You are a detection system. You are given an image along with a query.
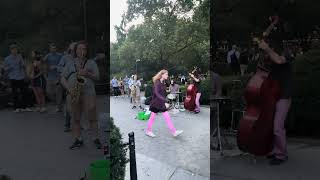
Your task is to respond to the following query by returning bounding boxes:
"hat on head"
[9,43,18,50]
[49,43,57,48]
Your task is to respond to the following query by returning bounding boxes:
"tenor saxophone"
[71,72,86,104]
[130,84,137,96]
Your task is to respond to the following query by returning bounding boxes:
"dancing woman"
[145,70,183,137]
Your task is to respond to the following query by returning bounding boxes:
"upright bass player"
[237,16,293,165]
[257,16,294,165]
[259,34,293,165]
[189,67,202,113]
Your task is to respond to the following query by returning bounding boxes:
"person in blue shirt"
[4,43,32,112]
[128,75,134,102]
[43,43,63,112]
[57,42,76,132]
[111,77,119,96]
[123,75,129,96]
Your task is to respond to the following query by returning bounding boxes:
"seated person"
[167,79,180,102]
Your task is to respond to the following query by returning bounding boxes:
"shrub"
[288,48,320,137]
[0,175,11,180]
[110,117,128,180]
[144,81,153,97]
[199,78,210,105]
[213,62,232,76]
[179,84,186,91]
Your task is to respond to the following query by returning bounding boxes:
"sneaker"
[23,108,33,112]
[266,154,275,159]
[139,105,144,110]
[269,157,287,165]
[35,107,41,112]
[64,127,71,132]
[93,139,102,149]
[145,131,156,137]
[40,107,47,113]
[69,138,84,150]
[132,106,137,109]
[13,108,22,113]
[173,130,183,137]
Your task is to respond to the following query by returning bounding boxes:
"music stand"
[211,97,257,161]
[211,96,232,156]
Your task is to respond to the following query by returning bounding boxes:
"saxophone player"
[60,41,102,150]
[130,74,142,109]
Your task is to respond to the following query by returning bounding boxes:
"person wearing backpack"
[240,47,249,76]
[227,45,241,75]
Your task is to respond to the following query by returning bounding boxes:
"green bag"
[137,111,151,120]
[89,159,110,180]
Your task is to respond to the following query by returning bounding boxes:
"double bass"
[184,67,198,111]
[237,16,281,156]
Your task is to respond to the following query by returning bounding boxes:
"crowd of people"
[214,27,320,76]
[0,41,103,150]
[111,74,143,109]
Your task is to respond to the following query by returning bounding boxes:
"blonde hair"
[152,69,168,83]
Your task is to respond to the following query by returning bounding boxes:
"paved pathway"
[0,96,108,180]
[110,96,210,179]
[211,137,320,180]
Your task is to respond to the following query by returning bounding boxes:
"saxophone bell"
[77,76,86,84]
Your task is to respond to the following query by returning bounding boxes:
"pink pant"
[146,111,176,134]
[272,98,291,160]
[194,93,201,112]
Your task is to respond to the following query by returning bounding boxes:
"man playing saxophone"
[60,41,102,150]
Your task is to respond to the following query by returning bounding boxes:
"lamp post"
[135,59,141,75]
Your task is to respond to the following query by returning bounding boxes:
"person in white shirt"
[130,74,142,109]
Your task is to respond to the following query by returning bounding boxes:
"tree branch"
[167,40,202,59]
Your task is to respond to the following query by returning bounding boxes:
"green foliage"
[145,83,153,97]
[126,0,199,21]
[0,175,11,180]
[288,48,320,137]
[199,78,210,105]
[180,85,187,95]
[111,0,209,81]
[110,117,128,180]
[214,0,320,42]
[221,75,248,109]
